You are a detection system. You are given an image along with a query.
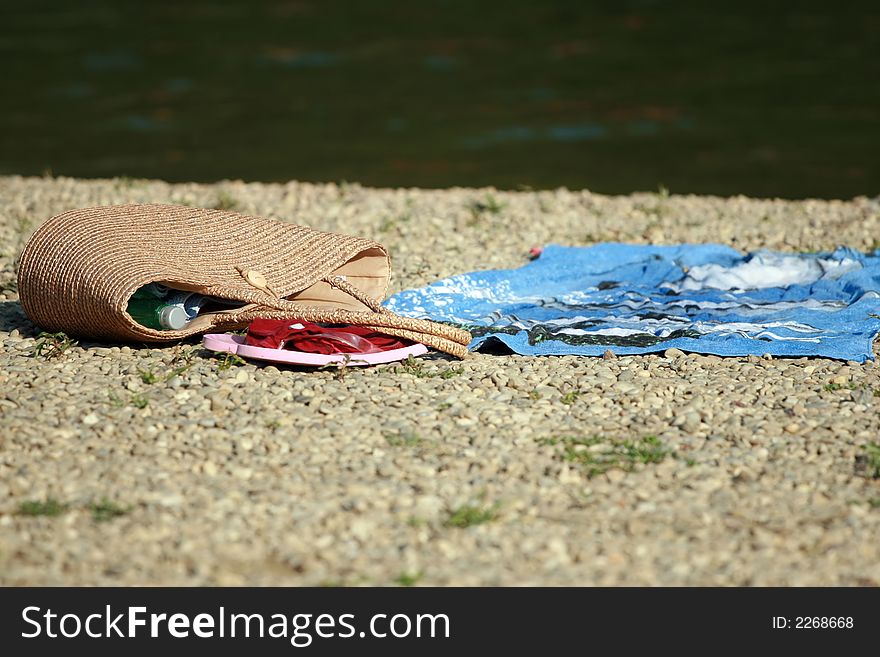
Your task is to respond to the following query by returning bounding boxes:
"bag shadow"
[0,300,39,337]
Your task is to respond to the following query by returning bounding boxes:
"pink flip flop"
[202,333,428,366]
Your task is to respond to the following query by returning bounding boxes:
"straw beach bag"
[17,204,471,358]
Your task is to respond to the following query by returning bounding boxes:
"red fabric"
[245,319,413,354]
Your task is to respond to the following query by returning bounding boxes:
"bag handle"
[323,274,390,314]
[205,271,472,358]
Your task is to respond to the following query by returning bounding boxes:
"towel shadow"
[472,336,514,355]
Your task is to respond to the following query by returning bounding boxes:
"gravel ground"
[1,175,880,586]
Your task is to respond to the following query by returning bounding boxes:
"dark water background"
[2,0,878,198]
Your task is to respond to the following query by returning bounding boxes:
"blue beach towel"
[385,244,880,361]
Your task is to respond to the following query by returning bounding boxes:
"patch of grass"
[657,184,670,198]
[541,435,670,478]
[172,345,200,363]
[33,331,77,360]
[164,362,194,381]
[139,368,159,384]
[161,346,197,381]
[684,457,697,467]
[89,498,129,522]
[107,391,149,409]
[394,571,422,587]
[213,190,240,211]
[215,352,246,370]
[436,402,452,411]
[392,355,430,377]
[823,382,857,392]
[868,497,880,509]
[469,194,504,215]
[444,503,499,529]
[438,366,464,379]
[392,355,462,379]
[560,391,581,405]
[18,498,67,517]
[528,389,542,400]
[466,194,505,225]
[130,393,149,409]
[406,516,428,528]
[317,354,369,380]
[855,442,880,479]
[385,432,425,448]
[265,418,281,430]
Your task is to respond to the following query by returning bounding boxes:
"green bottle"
[127,284,190,330]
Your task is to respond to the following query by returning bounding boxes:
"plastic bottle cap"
[158,306,189,330]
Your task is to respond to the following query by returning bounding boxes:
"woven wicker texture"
[17,204,471,358]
